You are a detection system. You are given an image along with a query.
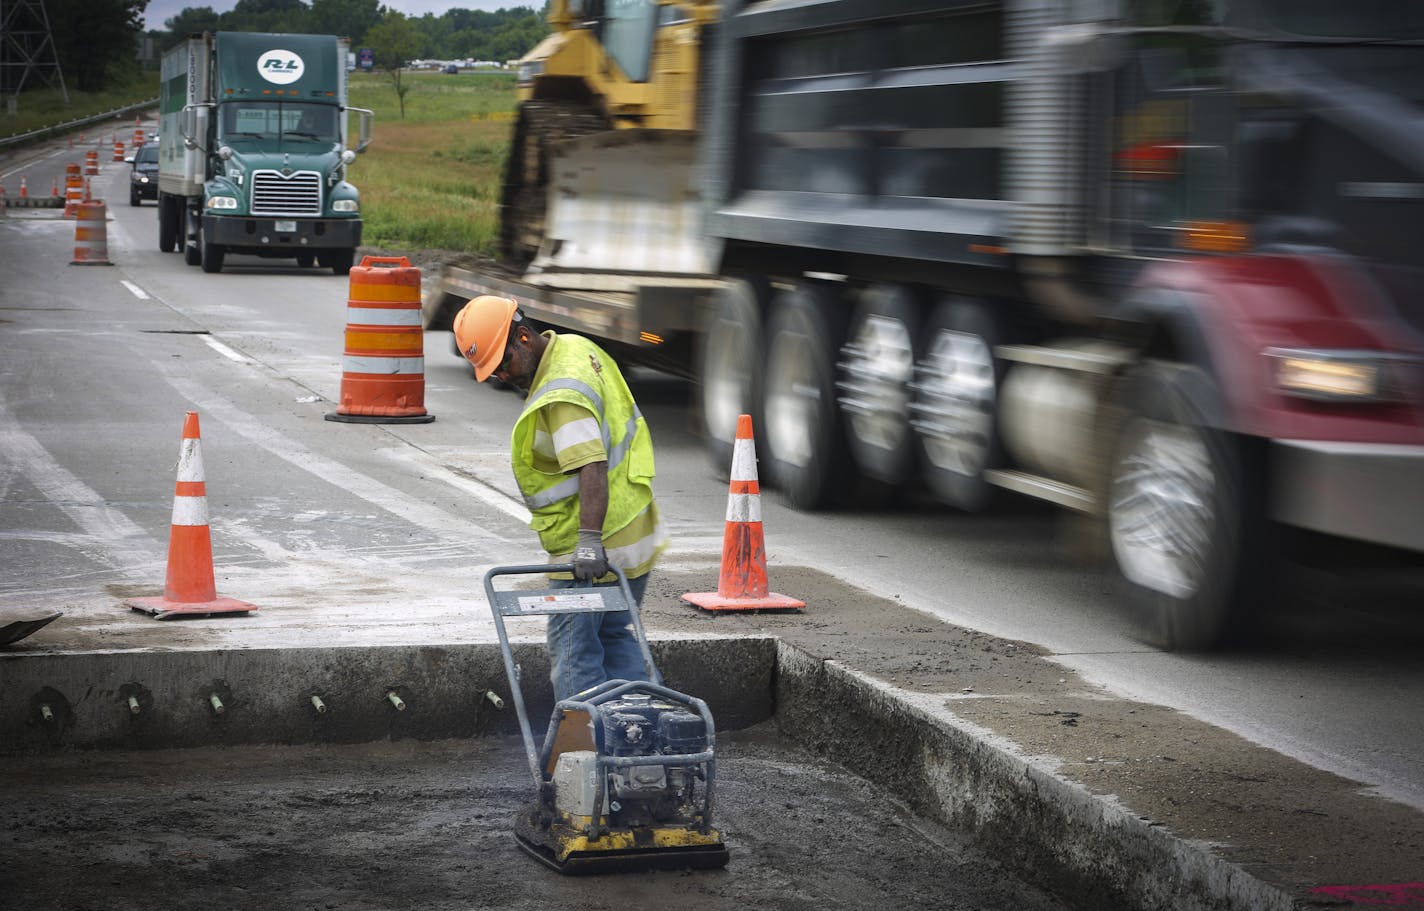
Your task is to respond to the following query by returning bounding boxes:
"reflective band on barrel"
[342,355,425,374]
[346,306,423,326]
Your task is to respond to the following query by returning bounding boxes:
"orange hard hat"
[453,295,518,381]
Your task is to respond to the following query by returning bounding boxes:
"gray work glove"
[573,528,609,581]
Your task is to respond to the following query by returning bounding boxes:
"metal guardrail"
[0,97,158,151]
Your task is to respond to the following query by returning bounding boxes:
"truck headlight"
[1265,348,1417,403]
[517,60,544,83]
[205,196,239,210]
[332,199,359,213]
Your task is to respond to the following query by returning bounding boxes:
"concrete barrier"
[0,637,778,752]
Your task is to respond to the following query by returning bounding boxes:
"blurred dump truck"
[158,31,374,274]
[426,0,1424,650]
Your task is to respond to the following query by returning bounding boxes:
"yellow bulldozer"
[500,0,718,276]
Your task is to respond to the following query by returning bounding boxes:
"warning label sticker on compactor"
[515,592,609,614]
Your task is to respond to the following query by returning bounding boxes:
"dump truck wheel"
[762,282,851,509]
[697,277,769,476]
[1108,360,1270,650]
[911,296,1005,511]
[839,283,920,486]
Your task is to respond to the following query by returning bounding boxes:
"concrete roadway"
[1,131,1421,827]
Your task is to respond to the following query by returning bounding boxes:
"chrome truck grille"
[250,170,322,217]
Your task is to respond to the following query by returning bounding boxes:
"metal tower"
[0,0,68,111]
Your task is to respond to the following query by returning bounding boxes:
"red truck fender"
[1116,253,1424,445]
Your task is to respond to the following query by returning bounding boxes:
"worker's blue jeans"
[546,572,651,702]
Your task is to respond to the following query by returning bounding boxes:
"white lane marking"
[384,448,529,524]
[0,396,162,590]
[156,369,511,548]
[120,280,150,300]
[202,336,250,363]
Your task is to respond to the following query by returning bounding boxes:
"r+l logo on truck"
[257,49,305,85]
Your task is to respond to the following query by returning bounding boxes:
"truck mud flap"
[530,130,713,284]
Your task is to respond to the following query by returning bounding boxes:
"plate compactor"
[484,563,731,875]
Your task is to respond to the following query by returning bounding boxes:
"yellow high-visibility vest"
[511,333,663,577]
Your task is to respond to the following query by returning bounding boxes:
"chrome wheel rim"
[838,315,913,454]
[910,328,995,476]
[765,326,818,469]
[1109,417,1214,599]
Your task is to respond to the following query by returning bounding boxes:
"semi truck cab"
[158,32,374,275]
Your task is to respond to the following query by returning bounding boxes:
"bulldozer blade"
[529,129,715,286]
[0,612,61,647]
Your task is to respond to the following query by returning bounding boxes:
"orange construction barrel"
[62,164,84,217]
[325,256,435,424]
[70,201,111,265]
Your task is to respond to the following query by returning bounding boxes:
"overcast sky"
[142,0,540,31]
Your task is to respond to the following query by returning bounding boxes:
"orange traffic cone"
[125,412,259,620]
[18,177,27,198]
[682,414,805,612]
[49,177,58,198]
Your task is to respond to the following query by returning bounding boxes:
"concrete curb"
[0,637,778,753]
[772,643,1293,911]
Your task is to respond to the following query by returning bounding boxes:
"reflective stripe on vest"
[520,378,643,511]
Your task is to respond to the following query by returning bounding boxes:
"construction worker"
[454,295,668,701]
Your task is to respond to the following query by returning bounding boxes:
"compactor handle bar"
[483,563,661,785]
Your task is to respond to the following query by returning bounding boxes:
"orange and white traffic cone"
[125,412,259,620]
[113,139,124,162]
[682,414,805,612]
[18,177,27,198]
[49,177,58,198]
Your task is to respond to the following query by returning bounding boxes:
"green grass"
[0,75,160,138]
[347,71,518,255]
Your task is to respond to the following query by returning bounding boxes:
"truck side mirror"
[183,106,198,149]
[181,105,210,151]
[347,107,375,153]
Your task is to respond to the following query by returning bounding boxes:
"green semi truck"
[157,31,374,274]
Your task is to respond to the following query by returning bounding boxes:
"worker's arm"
[574,460,610,580]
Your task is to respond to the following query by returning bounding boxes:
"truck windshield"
[220,102,339,144]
